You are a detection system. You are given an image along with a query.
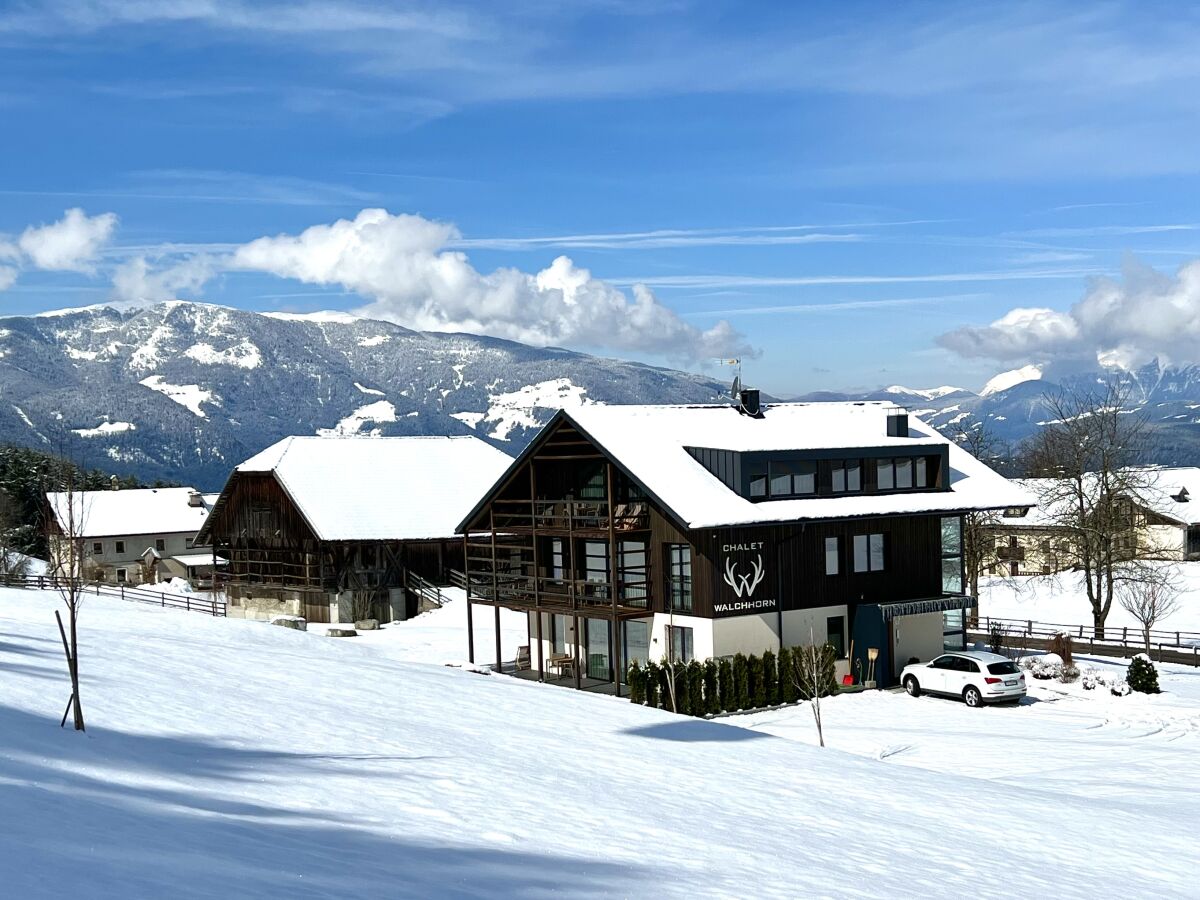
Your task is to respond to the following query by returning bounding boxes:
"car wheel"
[904,676,921,697]
[963,686,982,708]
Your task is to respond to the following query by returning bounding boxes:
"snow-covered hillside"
[2,589,1197,898]
[0,301,727,488]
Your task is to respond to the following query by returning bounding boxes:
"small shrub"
[778,647,798,703]
[732,653,749,710]
[1111,681,1132,697]
[704,659,720,716]
[748,653,765,708]
[1049,632,1074,667]
[1082,667,1126,694]
[687,660,704,716]
[627,661,644,704]
[1058,664,1080,684]
[1127,654,1160,694]
[988,620,1008,656]
[718,658,734,712]
[643,661,660,708]
[762,649,778,706]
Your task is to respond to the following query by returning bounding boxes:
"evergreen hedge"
[627,642,843,718]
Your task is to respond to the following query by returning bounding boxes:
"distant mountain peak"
[980,364,1043,397]
[882,384,971,401]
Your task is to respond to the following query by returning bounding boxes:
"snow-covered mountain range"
[798,361,1200,460]
[0,302,729,488]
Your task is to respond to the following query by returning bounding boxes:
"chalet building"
[46,486,217,586]
[986,468,1200,577]
[458,396,1031,692]
[196,435,512,623]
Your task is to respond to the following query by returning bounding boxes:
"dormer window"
[832,460,862,493]
[1174,487,1190,503]
[769,460,816,498]
[877,456,929,491]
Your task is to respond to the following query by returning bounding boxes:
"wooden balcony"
[464,570,652,617]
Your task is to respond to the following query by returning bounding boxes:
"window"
[115,540,125,554]
[584,541,609,585]
[988,661,1020,676]
[667,624,694,663]
[831,460,861,493]
[750,474,767,498]
[876,456,931,491]
[115,568,127,583]
[853,533,885,573]
[826,615,846,658]
[667,544,693,612]
[824,536,840,575]
[551,614,568,655]
[185,537,195,549]
[768,460,816,497]
[550,538,565,581]
[92,542,103,555]
[941,516,964,594]
[155,538,166,552]
[619,541,648,606]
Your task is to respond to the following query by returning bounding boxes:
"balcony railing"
[466,570,651,613]
[488,499,649,533]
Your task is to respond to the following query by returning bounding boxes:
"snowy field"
[2,588,1199,898]
[979,561,1200,634]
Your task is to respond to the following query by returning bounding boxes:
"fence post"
[120,585,124,602]
[1027,619,1032,635]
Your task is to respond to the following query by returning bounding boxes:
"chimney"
[110,475,119,491]
[887,409,909,438]
[187,490,203,508]
[738,388,762,418]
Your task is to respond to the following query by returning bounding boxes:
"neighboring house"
[984,468,1200,576]
[195,435,512,624]
[458,396,1030,692]
[45,487,216,586]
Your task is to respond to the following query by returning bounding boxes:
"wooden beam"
[573,612,582,690]
[494,603,502,674]
[607,461,620,697]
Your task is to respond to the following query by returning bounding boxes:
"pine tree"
[762,649,778,706]
[704,659,720,715]
[1127,654,1160,694]
[674,664,690,715]
[718,658,734,712]
[748,653,765,709]
[628,661,644,704]
[778,647,798,703]
[687,660,704,716]
[644,661,660,708]
[733,653,749,710]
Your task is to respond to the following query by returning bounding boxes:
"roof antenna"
[716,358,762,418]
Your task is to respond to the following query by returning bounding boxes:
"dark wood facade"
[460,413,967,688]
[202,472,461,623]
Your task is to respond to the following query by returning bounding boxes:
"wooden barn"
[196,435,512,624]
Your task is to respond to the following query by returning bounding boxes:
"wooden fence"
[970,615,1200,668]
[0,573,226,617]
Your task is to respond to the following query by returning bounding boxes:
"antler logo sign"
[723,554,765,598]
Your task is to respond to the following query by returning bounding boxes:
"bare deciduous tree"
[790,629,835,748]
[1020,380,1165,639]
[945,420,1012,602]
[44,461,87,732]
[1118,576,1181,655]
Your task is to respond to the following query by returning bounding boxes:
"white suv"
[900,650,1026,707]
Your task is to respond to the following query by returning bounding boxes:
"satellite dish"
[731,375,741,400]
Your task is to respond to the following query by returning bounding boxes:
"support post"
[535,607,544,682]
[606,462,621,697]
[494,603,502,673]
[573,613,582,690]
[467,593,475,664]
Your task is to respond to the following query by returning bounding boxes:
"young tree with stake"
[44,461,88,732]
[1118,575,1181,655]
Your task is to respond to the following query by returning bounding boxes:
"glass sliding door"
[585,618,611,681]
[622,619,650,683]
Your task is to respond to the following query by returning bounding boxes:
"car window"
[930,656,954,669]
[957,658,979,672]
[988,661,1019,675]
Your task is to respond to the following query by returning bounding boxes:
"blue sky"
[3,1,1200,397]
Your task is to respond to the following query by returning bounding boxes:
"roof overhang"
[879,595,974,621]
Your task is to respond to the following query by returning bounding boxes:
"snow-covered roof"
[511,402,1034,530]
[171,553,227,567]
[999,468,1200,529]
[46,487,209,538]
[220,435,513,541]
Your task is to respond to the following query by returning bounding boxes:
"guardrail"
[405,570,446,609]
[0,573,226,617]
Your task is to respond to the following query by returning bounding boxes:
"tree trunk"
[68,600,84,731]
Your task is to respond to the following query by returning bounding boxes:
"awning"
[879,595,974,622]
[170,553,228,568]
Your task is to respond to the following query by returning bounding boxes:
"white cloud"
[112,254,216,304]
[232,208,751,361]
[18,208,118,272]
[0,265,17,291]
[938,256,1200,369]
